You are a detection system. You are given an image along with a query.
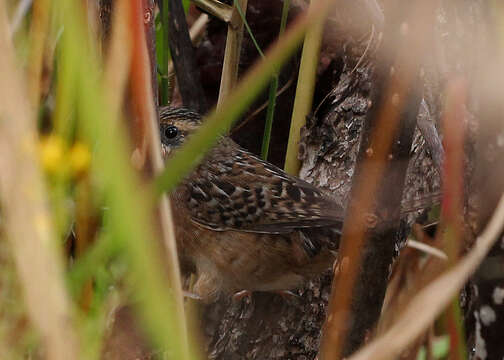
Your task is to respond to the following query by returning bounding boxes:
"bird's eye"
[164,125,178,139]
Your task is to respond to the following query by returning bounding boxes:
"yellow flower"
[39,135,65,173]
[69,142,91,175]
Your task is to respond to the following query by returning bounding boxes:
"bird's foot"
[183,290,202,300]
[232,289,252,302]
[273,290,300,300]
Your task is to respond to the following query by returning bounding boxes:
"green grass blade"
[261,0,290,160]
[234,0,264,58]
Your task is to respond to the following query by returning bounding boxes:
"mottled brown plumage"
[160,107,344,302]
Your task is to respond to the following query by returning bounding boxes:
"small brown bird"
[160,107,344,302]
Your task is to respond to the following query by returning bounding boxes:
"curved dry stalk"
[0,4,80,359]
[348,195,504,360]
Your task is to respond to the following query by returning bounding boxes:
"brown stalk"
[438,79,466,260]
[128,0,190,356]
[142,0,158,108]
[167,13,209,76]
[168,0,207,113]
[320,0,438,358]
[437,78,467,360]
[0,4,80,359]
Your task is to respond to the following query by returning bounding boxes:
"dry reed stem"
[284,0,326,175]
[217,0,248,109]
[129,0,190,356]
[348,195,504,360]
[406,239,448,260]
[193,0,233,23]
[439,78,467,260]
[0,4,80,359]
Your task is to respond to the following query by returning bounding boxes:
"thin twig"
[231,75,294,134]
[406,239,448,260]
[261,0,290,160]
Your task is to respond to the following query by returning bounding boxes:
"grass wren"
[160,107,344,302]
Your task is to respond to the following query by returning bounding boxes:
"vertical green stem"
[261,0,290,160]
[261,74,278,159]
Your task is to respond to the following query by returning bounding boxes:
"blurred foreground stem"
[55,0,193,357]
[0,4,80,359]
[27,0,51,109]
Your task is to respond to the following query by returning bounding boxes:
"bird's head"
[159,107,202,158]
